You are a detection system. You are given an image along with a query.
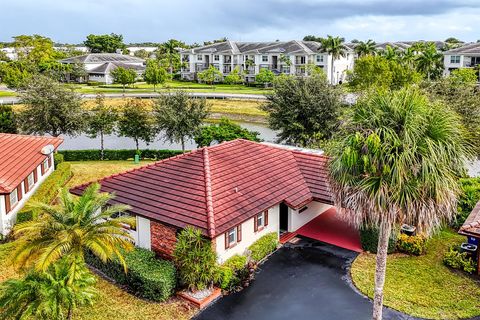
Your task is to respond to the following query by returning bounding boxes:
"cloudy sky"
[1,0,479,44]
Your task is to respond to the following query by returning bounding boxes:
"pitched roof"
[0,134,63,193]
[459,201,480,237]
[88,62,145,74]
[445,42,480,55]
[71,139,332,237]
[60,53,145,64]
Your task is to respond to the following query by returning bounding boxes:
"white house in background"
[443,42,480,80]
[71,139,337,263]
[0,134,63,235]
[180,40,355,85]
[60,53,146,84]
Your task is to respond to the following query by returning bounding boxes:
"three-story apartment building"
[180,40,355,84]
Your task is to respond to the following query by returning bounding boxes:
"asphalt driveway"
[195,238,416,320]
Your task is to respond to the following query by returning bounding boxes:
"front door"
[280,203,289,232]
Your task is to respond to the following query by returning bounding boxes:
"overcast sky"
[1,0,479,44]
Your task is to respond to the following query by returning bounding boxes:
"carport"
[294,207,362,252]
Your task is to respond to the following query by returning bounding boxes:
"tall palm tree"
[381,45,400,61]
[328,88,471,320]
[416,43,444,81]
[12,183,134,277]
[320,35,347,84]
[401,47,416,68]
[354,40,377,57]
[0,259,96,320]
[159,39,180,74]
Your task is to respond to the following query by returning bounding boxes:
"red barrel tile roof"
[71,139,332,237]
[0,133,63,193]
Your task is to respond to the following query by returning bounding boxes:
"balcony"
[195,63,209,72]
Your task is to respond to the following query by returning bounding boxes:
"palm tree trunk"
[372,221,392,320]
[331,57,335,85]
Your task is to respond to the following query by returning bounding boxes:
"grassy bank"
[351,229,480,319]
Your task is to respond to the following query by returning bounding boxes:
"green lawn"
[0,160,195,320]
[351,229,480,319]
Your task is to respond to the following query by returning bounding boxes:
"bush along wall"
[443,245,476,274]
[359,225,398,253]
[16,162,73,223]
[85,248,177,302]
[59,149,183,161]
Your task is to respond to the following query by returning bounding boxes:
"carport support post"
[372,222,392,320]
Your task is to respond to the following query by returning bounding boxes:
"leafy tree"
[173,226,219,292]
[449,68,478,86]
[11,34,61,65]
[1,62,32,88]
[111,66,137,92]
[194,118,261,147]
[18,75,85,137]
[68,62,88,83]
[86,94,118,160]
[328,88,470,320]
[255,68,275,85]
[153,90,210,152]
[202,37,228,46]
[84,33,126,53]
[354,40,377,57]
[118,99,156,151]
[319,35,347,84]
[157,39,186,74]
[143,59,168,91]
[415,42,443,80]
[262,73,342,147]
[0,259,96,320]
[0,105,17,134]
[223,66,243,84]
[197,65,223,86]
[133,49,150,59]
[303,35,323,42]
[0,50,10,62]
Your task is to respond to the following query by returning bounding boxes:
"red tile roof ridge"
[0,132,64,142]
[203,148,215,237]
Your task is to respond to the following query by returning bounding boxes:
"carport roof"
[71,139,333,238]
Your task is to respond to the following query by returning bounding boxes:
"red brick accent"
[150,221,178,259]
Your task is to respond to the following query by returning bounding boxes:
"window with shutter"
[226,227,237,249]
[5,195,11,213]
[33,169,38,183]
[17,186,22,201]
[264,210,269,226]
[24,178,29,193]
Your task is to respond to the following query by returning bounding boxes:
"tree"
[143,59,168,91]
[111,66,137,92]
[84,33,126,53]
[153,91,210,152]
[319,35,347,84]
[157,39,186,74]
[0,259,96,320]
[12,183,134,274]
[68,62,88,83]
[197,65,223,86]
[18,75,85,137]
[1,62,31,88]
[381,45,400,61]
[262,73,342,147]
[0,105,17,134]
[133,49,150,59]
[354,40,377,57]
[255,68,275,85]
[86,94,118,160]
[194,118,261,147]
[449,68,478,86]
[328,88,470,320]
[415,43,443,80]
[303,35,323,42]
[223,66,243,84]
[117,99,156,151]
[11,34,60,65]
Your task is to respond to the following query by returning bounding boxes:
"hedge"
[359,226,397,254]
[217,255,248,290]
[16,162,73,223]
[248,232,278,262]
[85,248,176,301]
[59,149,183,161]
[397,234,426,256]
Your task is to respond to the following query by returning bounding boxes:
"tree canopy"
[143,59,168,91]
[194,118,260,147]
[117,99,156,151]
[0,105,17,134]
[86,94,118,159]
[111,66,137,92]
[84,33,126,53]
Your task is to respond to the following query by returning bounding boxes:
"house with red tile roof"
[0,133,63,235]
[71,139,334,262]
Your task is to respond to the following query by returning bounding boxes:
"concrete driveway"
[195,238,416,320]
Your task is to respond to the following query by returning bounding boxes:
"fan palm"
[354,40,377,57]
[328,88,471,320]
[320,35,347,84]
[416,43,443,80]
[0,258,96,320]
[12,183,134,277]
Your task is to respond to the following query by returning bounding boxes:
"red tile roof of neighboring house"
[459,201,480,238]
[71,139,332,237]
[0,133,63,193]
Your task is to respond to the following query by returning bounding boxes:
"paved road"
[195,239,417,320]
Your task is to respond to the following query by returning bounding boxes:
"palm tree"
[401,47,416,68]
[320,35,347,84]
[416,43,444,81]
[159,39,180,74]
[12,183,134,277]
[381,45,400,61]
[354,40,377,57]
[0,259,96,320]
[328,88,471,320]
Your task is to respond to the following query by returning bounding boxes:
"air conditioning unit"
[41,144,55,155]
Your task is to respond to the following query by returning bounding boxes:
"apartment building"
[443,42,480,79]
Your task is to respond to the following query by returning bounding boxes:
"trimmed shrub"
[443,246,476,274]
[248,232,278,262]
[53,153,64,168]
[85,247,176,301]
[217,254,248,291]
[397,234,426,256]
[59,149,183,161]
[359,226,397,253]
[224,254,247,271]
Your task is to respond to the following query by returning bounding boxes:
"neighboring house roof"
[0,134,63,193]
[459,201,480,238]
[88,62,145,75]
[60,53,145,64]
[444,42,480,55]
[71,139,332,238]
[346,41,446,52]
